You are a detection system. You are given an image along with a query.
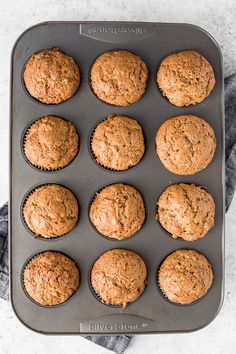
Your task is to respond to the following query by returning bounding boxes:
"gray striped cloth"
[0,203,8,301]
[1,74,236,353]
[225,74,236,210]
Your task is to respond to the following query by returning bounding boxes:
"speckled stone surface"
[1,1,236,353]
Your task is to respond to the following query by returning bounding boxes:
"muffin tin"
[10,21,224,334]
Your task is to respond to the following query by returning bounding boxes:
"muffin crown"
[24,116,79,170]
[157,50,215,107]
[23,251,80,306]
[90,50,148,106]
[158,249,213,304]
[91,249,147,307]
[89,183,145,240]
[156,115,216,175]
[23,48,80,104]
[157,183,215,241]
[91,114,145,170]
[23,184,79,238]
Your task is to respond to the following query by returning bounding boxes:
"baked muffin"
[156,184,215,241]
[157,50,215,107]
[89,183,145,240]
[23,48,80,104]
[158,249,213,304]
[91,249,147,307]
[155,115,216,175]
[23,251,79,306]
[90,50,148,106]
[23,184,78,238]
[24,116,79,170]
[91,114,145,170]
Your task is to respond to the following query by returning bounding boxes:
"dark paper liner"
[89,116,146,173]
[89,247,148,311]
[88,182,147,241]
[21,116,80,173]
[156,248,214,306]
[21,250,80,308]
[21,183,79,241]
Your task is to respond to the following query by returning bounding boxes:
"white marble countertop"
[0,1,236,353]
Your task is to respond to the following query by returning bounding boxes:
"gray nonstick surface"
[10,21,224,334]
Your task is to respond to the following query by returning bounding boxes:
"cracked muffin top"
[156,183,215,241]
[158,249,213,304]
[91,114,145,170]
[157,50,215,107]
[23,184,78,238]
[23,48,80,104]
[23,251,79,306]
[155,115,216,175]
[89,183,145,240]
[91,249,147,307]
[24,116,79,170]
[90,50,148,106]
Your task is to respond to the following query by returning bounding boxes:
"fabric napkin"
[225,74,236,211]
[1,73,236,353]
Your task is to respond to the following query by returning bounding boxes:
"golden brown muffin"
[23,48,80,104]
[156,184,215,241]
[23,251,79,306]
[90,50,148,106]
[91,114,145,170]
[23,184,78,238]
[24,116,79,170]
[156,115,216,175]
[157,50,215,107]
[158,249,213,304]
[89,183,145,240]
[91,249,147,307]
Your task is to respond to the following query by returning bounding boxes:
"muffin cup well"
[155,182,214,242]
[89,247,148,311]
[156,248,214,306]
[21,183,79,241]
[21,250,80,308]
[21,116,80,173]
[88,182,147,241]
[88,117,146,173]
[21,47,82,106]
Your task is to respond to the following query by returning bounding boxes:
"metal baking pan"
[10,21,224,335]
